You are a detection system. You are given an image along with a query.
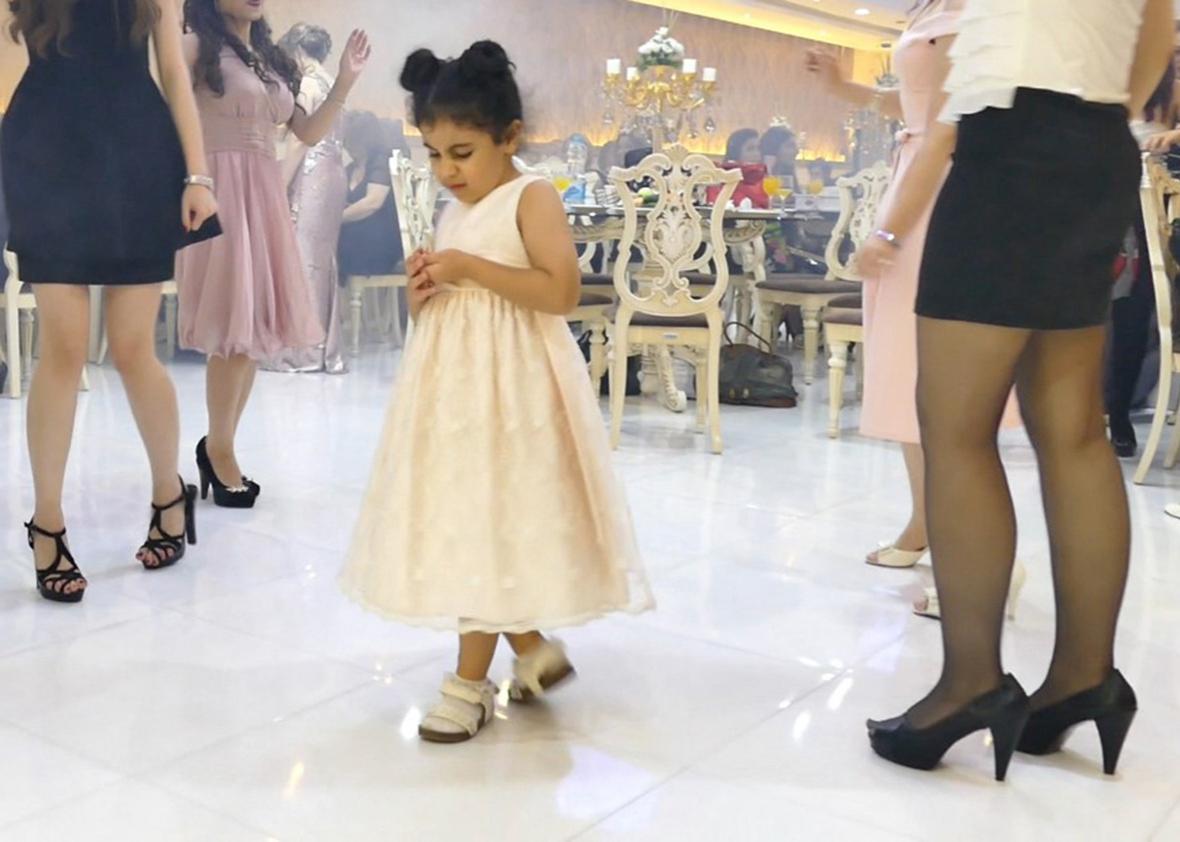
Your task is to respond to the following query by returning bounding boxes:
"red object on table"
[706,162,770,209]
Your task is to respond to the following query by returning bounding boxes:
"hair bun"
[400,48,443,93]
[458,40,513,79]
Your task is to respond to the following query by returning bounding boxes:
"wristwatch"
[184,174,215,191]
[874,229,901,248]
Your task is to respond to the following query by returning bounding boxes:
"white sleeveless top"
[435,175,547,290]
[941,0,1148,122]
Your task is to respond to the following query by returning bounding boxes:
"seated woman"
[338,111,403,287]
[717,128,769,208]
[759,125,800,187]
[759,125,807,275]
[725,128,761,164]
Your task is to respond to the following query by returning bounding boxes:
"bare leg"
[905,316,1030,728]
[896,443,928,548]
[104,285,184,566]
[457,632,500,682]
[26,284,90,596]
[1015,327,1131,709]
[867,442,929,563]
[504,631,545,657]
[234,360,256,437]
[205,353,252,487]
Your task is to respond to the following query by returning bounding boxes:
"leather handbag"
[718,324,797,408]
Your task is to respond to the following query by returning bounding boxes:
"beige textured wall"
[0,0,869,158]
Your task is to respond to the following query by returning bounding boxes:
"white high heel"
[866,543,928,569]
[914,559,1028,621]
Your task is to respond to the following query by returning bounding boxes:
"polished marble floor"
[1,347,1179,841]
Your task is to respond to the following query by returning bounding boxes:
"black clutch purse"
[181,214,223,248]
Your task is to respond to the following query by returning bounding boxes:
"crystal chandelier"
[846,54,901,171]
[602,22,719,149]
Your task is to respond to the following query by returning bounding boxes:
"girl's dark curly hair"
[183,0,300,97]
[400,40,523,143]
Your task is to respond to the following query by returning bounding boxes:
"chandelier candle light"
[603,24,719,149]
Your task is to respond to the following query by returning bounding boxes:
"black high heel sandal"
[196,437,258,509]
[867,675,1030,782]
[139,478,198,571]
[25,521,87,604]
[1017,671,1137,775]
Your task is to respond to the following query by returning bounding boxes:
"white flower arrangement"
[637,26,686,69]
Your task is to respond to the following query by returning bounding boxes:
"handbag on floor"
[718,324,798,408]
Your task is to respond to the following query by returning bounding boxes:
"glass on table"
[762,175,782,203]
[551,174,574,196]
[763,175,795,209]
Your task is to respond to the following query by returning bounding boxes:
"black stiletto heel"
[25,521,87,604]
[139,477,198,570]
[195,437,258,509]
[867,675,1030,781]
[990,707,1028,783]
[1017,671,1137,775]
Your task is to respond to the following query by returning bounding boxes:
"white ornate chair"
[822,293,866,438]
[1134,156,1180,485]
[608,145,740,453]
[346,152,430,354]
[2,251,88,398]
[754,161,891,384]
[821,166,898,437]
[518,157,615,394]
[566,225,614,397]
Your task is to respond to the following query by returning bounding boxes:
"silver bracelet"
[874,229,901,248]
[184,174,215,192]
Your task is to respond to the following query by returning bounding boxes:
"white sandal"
[418,674,497,744]
[508,639,576,703]
[1165,503,1180,520]
[866,543,928,569]
[914,559,1028,621]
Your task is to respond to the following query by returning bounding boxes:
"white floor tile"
[0,345,1176,840]
[0,723,121,827]
[0,779,273,842]
[579,773,921,841]
[153,681,667,842]
[0,611,370,774]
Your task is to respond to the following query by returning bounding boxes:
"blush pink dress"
[340,176,653,633]
[177,44,323,360]
[861,0,1020,443]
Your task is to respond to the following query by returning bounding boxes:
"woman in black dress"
[855,0,1173,780]
[3,0,218,603]
[338,111,403,282]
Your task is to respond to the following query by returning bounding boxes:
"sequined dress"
[263,67,348,373]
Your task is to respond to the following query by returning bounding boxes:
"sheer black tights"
[904,319,1130,728]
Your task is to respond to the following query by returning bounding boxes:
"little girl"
[341,41,653,743]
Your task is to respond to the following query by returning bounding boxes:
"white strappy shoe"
[508,639,577,703]
[866,543,928,569]
[1165,503,1180,520]
[914,559,1028,621]
[418,674,497,744]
